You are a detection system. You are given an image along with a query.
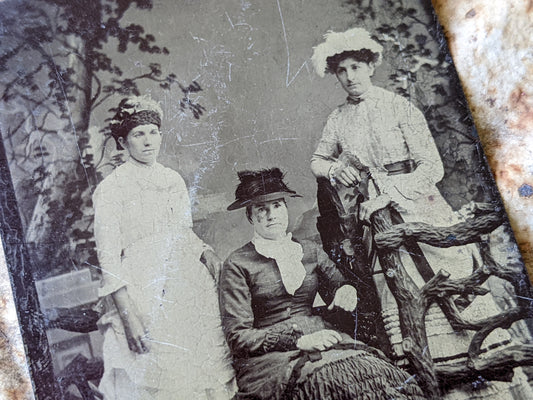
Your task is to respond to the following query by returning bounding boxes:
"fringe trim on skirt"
[287,351,427,400]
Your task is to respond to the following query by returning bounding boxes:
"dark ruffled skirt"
[290,350,425,400]
[234,342,426,400]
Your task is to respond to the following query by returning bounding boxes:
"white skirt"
[97,234,236,399]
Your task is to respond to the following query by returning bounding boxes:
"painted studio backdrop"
[1,0,532,399]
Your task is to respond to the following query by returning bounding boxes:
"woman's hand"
[296,329,343,352]
[328,285,358,312]
[359,194,392,223]
[331,165,359,187]
[200,249,223,284]
[112,287,150,354]
[122,310,150,355]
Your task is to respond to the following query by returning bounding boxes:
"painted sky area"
[78,0,454,256]
[86,0,437,256]
[94,0,364,208]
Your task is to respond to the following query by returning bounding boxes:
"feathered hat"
[108,95,164,150]
[311,27,383,77]
[227,168,302,211]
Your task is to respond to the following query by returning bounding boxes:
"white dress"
[93,159,235,400]
[312,86,532,399]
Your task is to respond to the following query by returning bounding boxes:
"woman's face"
[335,57,375,97]
[119,123,161,166]
[250,199,289,240]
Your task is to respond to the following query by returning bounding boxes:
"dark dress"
[219,239,426,400]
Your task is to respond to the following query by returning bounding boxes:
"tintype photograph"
[1,0,533,399]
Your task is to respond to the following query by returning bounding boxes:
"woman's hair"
[107,95,163,150]
[311,27,383,78]
[246,206,253,223]
[325,49,380,74]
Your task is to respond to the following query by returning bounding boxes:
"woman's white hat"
[311,27,383,77]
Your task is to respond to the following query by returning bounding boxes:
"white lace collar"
[252,232,306,295]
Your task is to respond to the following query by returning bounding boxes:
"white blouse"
[311,86,445,209]
[93,159,207,297]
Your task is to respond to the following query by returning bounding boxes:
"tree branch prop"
[325,148,533,396]
[374,204,504,250]
[436,344,533,388]
[370,204,533,394]
[422,269,490,303]
[478,238,532,299]
[421,269,491,329]
[468,306,527,358]
[370,207,442,398]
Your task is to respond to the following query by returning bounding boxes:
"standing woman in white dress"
[93,96,236,399]
[310,28,532,399]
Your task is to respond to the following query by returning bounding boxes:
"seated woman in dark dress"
[219,168,426,400]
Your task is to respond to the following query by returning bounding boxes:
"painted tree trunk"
[24,35,94,278]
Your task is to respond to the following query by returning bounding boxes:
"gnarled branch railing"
[436,343,533,387]
[323,173,533,398]
[370,206,440,396]
[373,202,503,250]
[371,205,533,397]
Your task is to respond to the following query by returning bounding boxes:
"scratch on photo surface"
[46,43,90,186]
[276,0,307,87]
[143,277,167,289]
[399,248,423,258]
[397,373,417,391]
[189,32,207,43]
[178,135,259,150]
[225,11,235,29]
[258,137,299,145]
[235,22,252,29]
[176,140,214,148]
[85,262,130,285]
[216,135,256,149]
[145,338,189,351]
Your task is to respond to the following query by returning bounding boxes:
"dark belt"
[380,160,435,283]
[384,159,417,176]
[380,160,472,310]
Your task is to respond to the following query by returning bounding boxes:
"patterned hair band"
[116,110,161,139]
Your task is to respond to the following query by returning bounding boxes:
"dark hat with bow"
[227,168,302,211]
